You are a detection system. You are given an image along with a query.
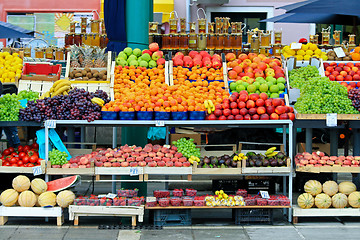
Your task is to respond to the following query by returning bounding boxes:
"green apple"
[123,47,132,56]
[133,48,142,57]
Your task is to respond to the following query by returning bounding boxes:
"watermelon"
[46,175,80,192]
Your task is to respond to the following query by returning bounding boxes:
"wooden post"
[57,215,64,226]
[74,215,79,226]
[292,216,298,224]
[131,216,136,227]
[0,216,8,225]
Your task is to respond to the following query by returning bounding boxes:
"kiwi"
[91,69,99,74]
[75,73,82,78]
[102,74,107,80]
[93,73,99,78]
[90,78,97,81]
[99,73,104,79]
[84,67,91,72]
[72,70,79,75]
[69,72,74,79]
[344,56,351,61]
[81,70,87,76]
[100,70,107,75]
[86,72,93,78]
[83,77,89,80]
[328,56,335,61]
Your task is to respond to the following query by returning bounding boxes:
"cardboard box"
[297,143,331,155]
[170,134,201,145]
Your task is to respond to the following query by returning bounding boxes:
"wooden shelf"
[296,113,360,120]
[296,165,360,173]
[146,205,291,210]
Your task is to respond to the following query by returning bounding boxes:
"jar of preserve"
[90,20,101,33]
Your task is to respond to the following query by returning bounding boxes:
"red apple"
[238,101,246,109]
[246,100,255,109]
[275,106,286,115]
[230,102,238,109]
[239,94,248,102]
[227,115,235,120]
[260,113,270,120]
[231,108,240,115]
[219,115,227,120]
[270,113,279,120]
[336,75,344,81]
[223,109,231,116]
[235,114,243,120]
[266,106,275,114]
[240,108,248,116]
[249,93,260,101]
[214,109,222,117]
[244,114,251,120]
[255,99,265,107]
[260,92,268,100]
[257,106,266,115]
[252,114,260,120]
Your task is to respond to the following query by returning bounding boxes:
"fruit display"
[244,149,289,168]
[207,91,295,121]
[69,68,107,81]
[0,52,23,83]
[116,43,165,68]
[81,144,191,168]
[0,93,21,121]
[205,192,245,207]
[17,90,39,102]
[173,51,222,69]
[327,50,352,61]
[294,77,358,114]
[198,154,239,168]
[1,144,41,167]
[340,82,360,91]
[281,42,328,61]
[73,194,144,207]
[46,175,80,192]
[348,88,360,112]
[350,47,360,61]
[70,45,107,68]
[117,188,139,198]
[20,88,110,122]
[172,138,200,159]
[0,175,74,208]
[288,65,320,89]
[49,149,68,167]
[295,151,360,168]
[324,62,360,82]
[229,76,286,99]
[297,180,359,209]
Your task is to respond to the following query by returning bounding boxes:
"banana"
[207,108,212,114]
[44,91,50,98]
[52,79,69,90]
[266,151,278,157]
[49,87,54,93]
[54,80,71,92]
[91,97,105,107]
[52,85,71,97]
[204,100,209,109]
[209,100,214,109]
[265,147,277,155]
[211,105,215,111]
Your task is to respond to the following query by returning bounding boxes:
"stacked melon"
[0,175,75,208]
[298,180,360,209]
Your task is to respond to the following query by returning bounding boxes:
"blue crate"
[154,111,171,120]
[153,209,191,226]
[101,111,118,120]
[234,208,273,225]
[137,111,153,120]
[189,111,206,120]
[119,111,135,120]
[171,111,188,120]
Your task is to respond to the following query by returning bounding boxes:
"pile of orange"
[351,47,360,61]
[173,66,223,83]
[103,66,229,112]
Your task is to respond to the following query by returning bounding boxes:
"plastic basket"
[119,111,135,120]
[137,111,153,120]
[154,111,171,120]
[153,209,191,226]
[235,208,273,225]
[102,111,118,120]
[171,112,188,120]
[189,111,206,120]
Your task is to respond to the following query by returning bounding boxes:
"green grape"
[289,65,320,89]
[173,138,200,158]
[49,149,68,166]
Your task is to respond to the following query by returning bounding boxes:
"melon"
[297,193,314,209]
[18,190,37,207]
[56,190,75,208]
[31,178,47,194]
[322,181,338,196]
[0,189,19,207]
[38,192,57,207]
[47,175,80,192]
[338,181,356,195]
[315,193,332,209]
[12,175,31,192]
[35,194,40,207]
[304,180,322,196]
[331,193,347,208]
[348,191,360,208]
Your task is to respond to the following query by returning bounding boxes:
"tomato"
[30,155,38,163]
[23,156,30,164]
[19,152,26,159]
[10,157,17,164]
[37,158,42,165]
[10,152,17,157]
[2,149,10,156]
[23,145,31,152]
[31,143,39,149]
[17,145,23,152]
[11,163,18,167]
[8,147,15,153]
[17,160,23,166]
[4,162,10,166]
[27,150,37,157]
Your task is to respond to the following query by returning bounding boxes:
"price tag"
[260,191,270,199]
[146,197,156,202]
[32,166,43,176]
[163,145,170,149]
[130,167,139,176]
[326,113,337,127]
[290,43,302,50]
[155,120,165,127]
[334,47,346,58]
[106,193,117,199]
[98,194,106,198]
[46,120,56,128]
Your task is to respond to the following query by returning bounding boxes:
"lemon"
[2,73,8,79]
[12,53,19,57]
[305,50,314,56]
[309,43,318,51]
[297,50,305,56]
[8,72,15,79]
[313,54,320,58]
[314,49,322,56]
[304,55,311,60]
[282,53,290,59]
[282,45,290,52]
[301,44,309,51]
[295,55,304,60]
[285,48,296,56]
[4,78,10,83]
[321,55,328,61]
[3,52,10,57]
[10,78,15,82]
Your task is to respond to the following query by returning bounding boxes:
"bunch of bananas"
[233,153,247,161]
[188,156,200,165]
[40,79,71,99]
[91,97,105,107]
[265,147,278,157]
[204,100,215,114]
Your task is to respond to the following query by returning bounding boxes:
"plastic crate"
[154,111,171,120]
[102,111,118,120]
[22,63,62,81]
[119,111,135,120]
[235,208,273,225]
[171,111,188,120]
[153,209,191,226]
[137,111,153,120]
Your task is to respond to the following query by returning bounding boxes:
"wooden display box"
[296,165,360,173]
[46,161,95,175]
[0,160,45,174]
[241,158,292,174]
[143,167,192,181]
[192,161,242,175]
[296,113,360,120]
[68,205,144,227]
[170,134,201,145]
[94,167,144,181]
[198,144,236,157]
[0,206,63,226]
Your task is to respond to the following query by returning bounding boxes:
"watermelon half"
[47,175,80,192]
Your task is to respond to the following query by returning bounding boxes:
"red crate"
[22,63,62,81]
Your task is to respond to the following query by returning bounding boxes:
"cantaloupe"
[331,193,347,208]
[56,190,75,208]
[315,193,332,209]
[18,190,37,207]
[35,194,40,207]
[338,181,356,195]
[31,178,47,194]
[348,191,360,208]
[12,175,30,192]
[0,189,19,207]
[38,192,57,207]
[323,181,338,196]
[297,193,314,209]
[304,180,322,196]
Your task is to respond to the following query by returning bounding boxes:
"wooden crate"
[18,80,54,95]
[0,206,63,226]
[242,158,292,174]
[95,167,144,181]
[192,161,242,175]
[238,142,284,155]
[198,144,236,157]
[68,205,144,226]
[296,165,360,173]
[296,113,360,120]
[0,160,45,174]
[46,161,95,175]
